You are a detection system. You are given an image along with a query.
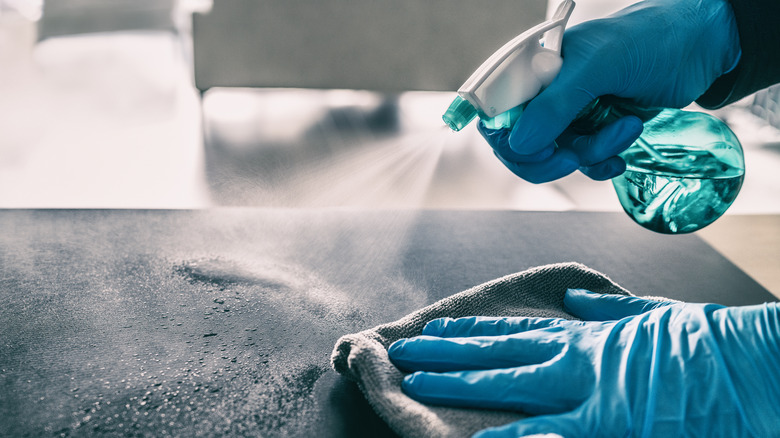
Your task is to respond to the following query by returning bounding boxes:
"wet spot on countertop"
[174,257,291,291]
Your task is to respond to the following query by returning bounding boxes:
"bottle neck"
[571,95,662,134]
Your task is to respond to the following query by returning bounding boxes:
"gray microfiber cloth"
[331,262,653,438]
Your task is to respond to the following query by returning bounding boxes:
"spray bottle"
[442,0,744,234]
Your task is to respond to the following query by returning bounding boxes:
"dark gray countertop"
[0,209,774,437]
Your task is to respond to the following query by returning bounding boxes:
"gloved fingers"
[472,412,585,438]
[563,288,674,321]
[556,115,643,166]
[494,147,579,184]
[578,156,626,181]
[388,332,564,373]
[508,80,598,156]
[401,362,588,415]
[422,316,587,338]
[480,112,640,182]
[478,123,554,163]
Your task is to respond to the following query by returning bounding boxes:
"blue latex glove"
[479,0,741,183]
[388,289,780,437]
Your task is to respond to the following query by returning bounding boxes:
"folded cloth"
[331,262,643,438]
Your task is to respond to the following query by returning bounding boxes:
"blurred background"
[1,0,779,211]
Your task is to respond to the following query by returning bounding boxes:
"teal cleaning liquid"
[608,107,744,234]
[613,145,744,234]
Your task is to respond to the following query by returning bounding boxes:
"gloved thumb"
[508,76,596,156]
[472,411,583,438]
[563,288,673,321]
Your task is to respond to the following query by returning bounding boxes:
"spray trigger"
[443,0,575,131]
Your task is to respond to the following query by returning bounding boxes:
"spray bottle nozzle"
[442,95,479,131]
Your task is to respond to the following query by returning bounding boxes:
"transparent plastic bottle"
[575,97,745,234]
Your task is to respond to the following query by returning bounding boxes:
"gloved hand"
[479,0,742,183]
[388,289,780,437]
